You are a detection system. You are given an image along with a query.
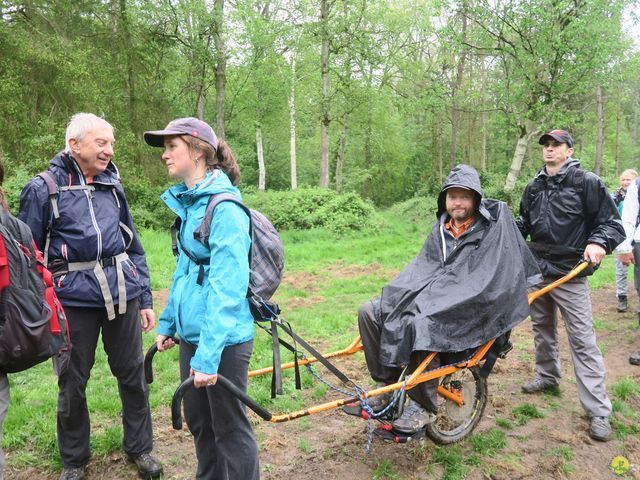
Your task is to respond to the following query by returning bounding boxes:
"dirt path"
[6,285,640,479]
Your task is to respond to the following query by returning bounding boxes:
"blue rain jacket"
[157,170,253,374]
[18,151,152,309]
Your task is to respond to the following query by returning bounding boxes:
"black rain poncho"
[379,165,542,367]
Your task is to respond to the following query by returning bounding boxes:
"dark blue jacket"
[18,152,152,310]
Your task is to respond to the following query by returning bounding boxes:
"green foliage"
[495,417,513,429]
[431,445,471,480]
[373,459,399,480]
[512,403,545,425]
[243,188,380,234]
[2,162,35,213]
[122,174,174,230]
[386,195,438,226]
[611,377,640,402]
[471,428,506,456]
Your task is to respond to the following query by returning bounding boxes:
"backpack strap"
[170,215,210,286]
[190,193,252,288]
[196,193,252,248]
[36,171,59,267]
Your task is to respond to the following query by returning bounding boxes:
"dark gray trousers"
[358,300,472,413]
[57,297,153,468]
[179,340,259,480]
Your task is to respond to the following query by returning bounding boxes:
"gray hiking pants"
[615,256,629,297]
[530,276,612,418]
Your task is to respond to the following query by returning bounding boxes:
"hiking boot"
[498,340,513,359]
[365,389,394,411]
[521,377,559,394]
[128,452,163,479]
[59,466,86,480]
[392,398,436,434]
[629,352,640,366]
[589,416,612,442]
[617,295,628,313]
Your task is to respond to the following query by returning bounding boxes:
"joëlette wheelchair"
[144,262,589,446]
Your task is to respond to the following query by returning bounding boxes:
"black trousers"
[180,340,259,480]
[57,297,153,468]
[358,300,473,413]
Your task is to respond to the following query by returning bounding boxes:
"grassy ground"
[3,213,427,471]
[2,213,627,478]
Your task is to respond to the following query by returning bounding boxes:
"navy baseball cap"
[144,117,219,149]
[538,129,573,148]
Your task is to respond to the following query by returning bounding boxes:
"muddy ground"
[6,284,640,479]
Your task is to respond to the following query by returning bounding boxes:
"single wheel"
[425,366,487,444]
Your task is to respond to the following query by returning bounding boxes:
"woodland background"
[1,0,639,230]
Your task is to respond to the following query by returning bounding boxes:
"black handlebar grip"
[171,375,272,430]
[144,337,180,384]
[143,344,158,384]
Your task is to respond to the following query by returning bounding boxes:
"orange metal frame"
[248,262,589,423]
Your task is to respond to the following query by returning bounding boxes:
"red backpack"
[0,208,71,374]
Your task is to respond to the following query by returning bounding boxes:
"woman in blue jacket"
[144,118,259,480]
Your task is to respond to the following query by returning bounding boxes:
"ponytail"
[214,140,240,186]
[183,136,241,186]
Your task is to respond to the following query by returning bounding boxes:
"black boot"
[617,295,628,313]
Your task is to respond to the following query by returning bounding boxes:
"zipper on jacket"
[71,157,103,261]
[84,189,103,261]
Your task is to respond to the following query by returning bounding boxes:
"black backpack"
[171,193,285,301]
[0,208,71,374]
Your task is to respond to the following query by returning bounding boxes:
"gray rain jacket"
[378,165,542,367]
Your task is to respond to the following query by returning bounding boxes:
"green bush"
[243,188,379,233]
[121,170,174,230]
[3,162,34,213]
[386,195,438,226]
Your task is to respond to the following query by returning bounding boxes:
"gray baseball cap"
[144,117,219,149]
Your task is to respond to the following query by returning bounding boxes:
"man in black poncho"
[358,164,541,434]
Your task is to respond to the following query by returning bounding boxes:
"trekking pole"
[527,261,589,305]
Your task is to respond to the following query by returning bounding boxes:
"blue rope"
[304,360,407,452]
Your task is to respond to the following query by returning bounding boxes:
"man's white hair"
[64,113,114,152]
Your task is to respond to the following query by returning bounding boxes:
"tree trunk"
[594,85,605,176]
[117,0,137,131]
[288,56,297,190]
[504,120,539,192]
[319,0,331,188]
[334,115,349,193]
[480,57,488,171]
[615,97,621,176]
[449,0,468,169]
[481,109,488,171]
[213,0,226,137]
[195,58,207,120]
[634,80,639,145]
[256,112,265,191]
[431,111,439,181]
